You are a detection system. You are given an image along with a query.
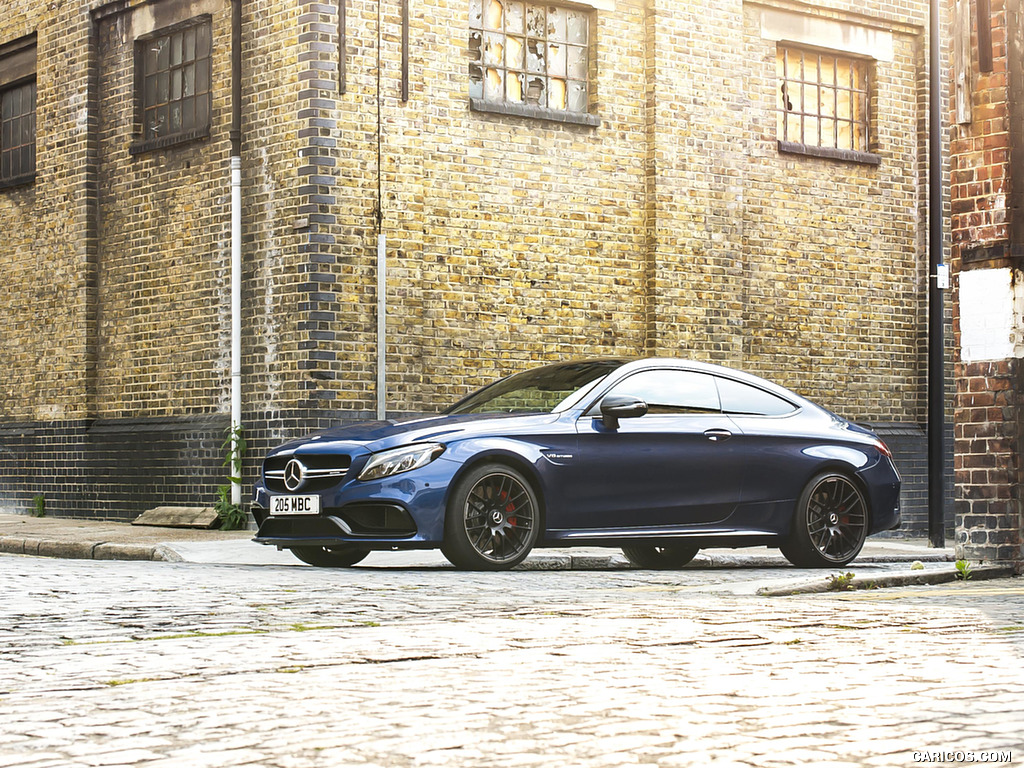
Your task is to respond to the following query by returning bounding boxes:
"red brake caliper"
[501,491,516,525]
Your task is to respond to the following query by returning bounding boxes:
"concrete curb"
[0,536,179,562]
[3,534,954,571]
[757,564,1018,596]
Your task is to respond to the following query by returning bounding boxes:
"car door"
[566,368,746,531]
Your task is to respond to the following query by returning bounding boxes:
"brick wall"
[949,0,1024,565]
[954,360,1023,561]
[1,0,951,529]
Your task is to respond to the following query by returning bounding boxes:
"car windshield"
[446,360,626,415]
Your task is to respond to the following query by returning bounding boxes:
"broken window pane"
[506,36,525,68]
[526,76,545,105]
[484,0,504,29]
[567,45,586,79]
[483,33,504,65]
[547,42,566,77]
[506,1,524,33]
[470,0,482,26]
[469,64,484,99]
[506,71,524,102]
[567,11,587,43]
[548,6,567,40]
[526,39,545,73]
[526,4,545,37]
[567,80,586,111]
[484,67,503,100]
[548,77,566,109]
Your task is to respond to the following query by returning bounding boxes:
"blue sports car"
[252,358,901,570]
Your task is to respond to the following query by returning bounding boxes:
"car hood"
[268,411,563,457]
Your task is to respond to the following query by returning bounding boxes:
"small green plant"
[31,494,45,518]
[826,572,856,591]
[955,559,973,581]
[215,424,248,530]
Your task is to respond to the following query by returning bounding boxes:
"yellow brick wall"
[1,0,938,429]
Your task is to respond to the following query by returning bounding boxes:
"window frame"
[775,42,880,166]
[469,0,600,127]
[0,35,37,190]
[130,15,213,156]
[586,369,724,417]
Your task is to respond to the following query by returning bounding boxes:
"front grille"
[263,453,352,493]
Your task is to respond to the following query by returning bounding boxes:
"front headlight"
[358,443,445,481]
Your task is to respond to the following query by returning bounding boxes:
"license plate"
[270,495,321,516]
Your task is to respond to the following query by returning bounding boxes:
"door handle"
[704,429,732,442]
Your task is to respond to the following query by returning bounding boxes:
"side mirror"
[598,395,648,430]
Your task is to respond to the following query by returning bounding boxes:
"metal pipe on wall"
[377,234,386,421]
[375,0,386,421]
[230,0,243,505]
[927,0,945,547]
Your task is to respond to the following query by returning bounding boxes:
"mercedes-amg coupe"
[252,358,901,570]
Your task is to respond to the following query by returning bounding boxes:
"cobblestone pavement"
[1,554,1022,768]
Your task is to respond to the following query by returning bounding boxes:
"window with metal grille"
[1,79,35,185]
[135,18,212,149]
[469,0,593,120]
[777,45,876,163]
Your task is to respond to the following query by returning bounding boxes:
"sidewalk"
[0,512,956,570]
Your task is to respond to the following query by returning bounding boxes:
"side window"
[0,37,37,189]
[468,0,600,127]
[776,44,878,165]
[716,377,796,417]
[606,370,721,415]
[132,17,212,153]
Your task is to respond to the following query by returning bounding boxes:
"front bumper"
[252,456,461,549]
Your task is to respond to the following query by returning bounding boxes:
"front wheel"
[621,543,699,569]
[290,546,370,568]
[441,463,540,570]
[780,472,868,567]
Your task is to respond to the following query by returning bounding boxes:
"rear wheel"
[441,463,540,570]
[290,546,370,568]
[621,543,699,569]
[780,472,868,567]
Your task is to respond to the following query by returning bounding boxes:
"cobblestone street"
[2,554,1022,768]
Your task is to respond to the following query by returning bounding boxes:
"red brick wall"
[950,0,1024,566]
[954,360,1024,562]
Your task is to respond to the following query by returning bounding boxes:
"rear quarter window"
[716,377,797,416]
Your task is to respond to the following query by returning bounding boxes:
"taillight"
[873,438,893,459]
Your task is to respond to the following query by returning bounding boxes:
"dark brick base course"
[1,413,954,536]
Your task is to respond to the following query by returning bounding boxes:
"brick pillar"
[955,359,1024,564]
[949,0,1024,568]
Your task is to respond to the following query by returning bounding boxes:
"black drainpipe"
[928,0,946,548]
[231,0,242,157]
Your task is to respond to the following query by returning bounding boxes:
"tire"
[780,471,869,567]
[290,545,370,568]
[441,463,540,570]
[621,543,699,569]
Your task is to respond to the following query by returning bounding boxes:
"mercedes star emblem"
[283,458,307,492]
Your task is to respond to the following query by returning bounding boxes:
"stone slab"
[133,506,220,529]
